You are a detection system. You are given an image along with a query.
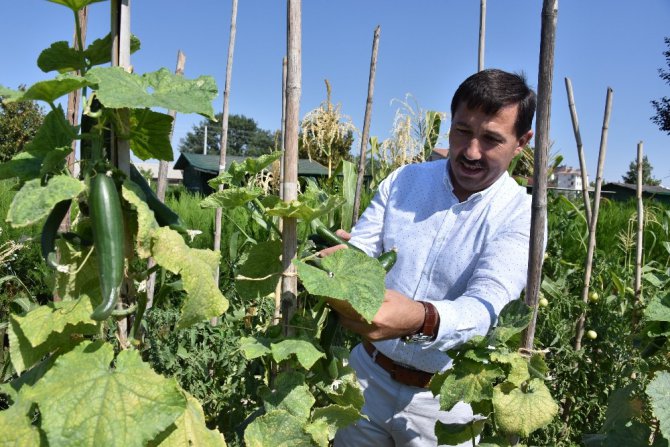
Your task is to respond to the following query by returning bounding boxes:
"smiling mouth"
[458,158,484,173]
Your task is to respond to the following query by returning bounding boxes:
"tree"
[0,87,44,162]
[651,37,670,134]
[178,113,276,157]
[622,155,661,186]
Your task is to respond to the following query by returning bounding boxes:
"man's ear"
[515,130,534,154]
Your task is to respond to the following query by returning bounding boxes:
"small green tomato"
[586,330,598,340]
[539,297,549,307]
[588,291,599,303]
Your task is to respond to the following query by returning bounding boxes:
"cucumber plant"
[0,1,229,445]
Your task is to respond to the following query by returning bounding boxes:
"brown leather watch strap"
[419,301,439,339]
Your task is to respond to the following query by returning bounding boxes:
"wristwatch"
[403,301,439,343]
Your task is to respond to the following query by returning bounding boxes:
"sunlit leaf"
[85,33,141,67]
[647,372,670,437]
[259,372,314,421]
[490,350,530,387]
[122,182,160,259]
[23,341,186,447]
[152,227,228,328]
[488,300,532,345]
[86,67,217,118]
[644,294,670,324]
[271,339,325,370]
[0,400,45,447]
[437,359,504,411]
[244,410,314,447]
[492,379,558,437]
[37,41,86,74]
[294,249,385,322]
[200,187,263,209]
[148,394,227,447]
[1,74,89,104]
[263,194,345,221]
[311,404,361,441]
[227,152,282,184]
[7,176,84,227]
[304,418,330,447]
[239,336,272,360]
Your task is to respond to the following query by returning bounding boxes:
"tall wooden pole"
[352,25,380,225]
[634,141,644,318]
[565,77,592,223]
[146,50,186,310]
[478,0,486,72]
[66,6,88,181]
[521,0,558,350]
[274,57,288,325]
[281,0,301,337]
[574,88,613,351]
[213,0,239,298]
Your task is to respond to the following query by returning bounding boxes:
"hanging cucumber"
[129,163,188,236]
[40,199,71,269]
[314,223,364,253]
[89,173,125,321]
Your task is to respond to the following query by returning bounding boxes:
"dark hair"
[450,69,536,137]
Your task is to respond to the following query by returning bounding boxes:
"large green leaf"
[128,108,174,161]
[148,394,227,447]
[37,41,86,74]
[311,404,361,440]
[85,33,141,67]
[263,194,345,221]
[244,410,314,447]
[644,294,670,324]
[122,182,160,259]
[0,108,77,181]
[318,367,364,411]
[492,380,558,437]
[8,298,96,374]
[86,67,217,118]
[1,75,89,104]
[304,418,330,447]
[488,300,533,345]
[235,240,282,300]
[583,422,653,447]
[11,296,96,348]
[259,372,315,421]
[151,227,228,328]
[200,187,263,209]
[294,249,386,322]
[7,176,84,227]
[239,336,272,360]
[601,385,642,432]
[47,0,106,12]
[271,339,325,370]
[490,350,530,386]
[226,152,283,185]
[435,419,485,446]
[0,400,45,446]
[437,359,504,411]
[647,372,670,438]
[23,341,186,447]
[54,237,102,304]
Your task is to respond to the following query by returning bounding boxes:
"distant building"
[602,182,670,205]
[173,152,329,194]
[548,165,587,198]
[133,161,183,185]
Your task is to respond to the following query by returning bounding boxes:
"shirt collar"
[443,159,511,203]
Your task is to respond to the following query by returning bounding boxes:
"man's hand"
[317,229,351,257]
[328,290,425,341]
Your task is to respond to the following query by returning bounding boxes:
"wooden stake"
[634,141,644,316]
[352,25,380,225]
[574,87,614,351]
[521,0,558,350]
[478,0,486,72]
[274,57,288,325]
[564,77,592,223]
[281,0,301,337]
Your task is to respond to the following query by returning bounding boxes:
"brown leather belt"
[362,340,434,388]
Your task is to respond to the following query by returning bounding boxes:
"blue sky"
[2,0,669,184]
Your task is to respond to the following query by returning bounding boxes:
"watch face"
[404,333,433,344]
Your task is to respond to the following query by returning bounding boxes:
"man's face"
[448,102,533,201]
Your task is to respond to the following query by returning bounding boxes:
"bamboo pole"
[274,57,288,325]
[213,0,239,301]
[521,0,558,350]
[352,25,380,225]
[564,77,592,223]
[574,87,614,351]
[146,50,186,310]
[478,0,486,72]
[281,0,301,337]
[634,141,644,314]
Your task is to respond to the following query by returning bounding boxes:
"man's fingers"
[335,229,352,241]
[318,243,348,257]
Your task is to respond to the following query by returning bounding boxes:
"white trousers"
[334,343,477,447]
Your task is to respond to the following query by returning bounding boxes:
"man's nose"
[463,138,482,160]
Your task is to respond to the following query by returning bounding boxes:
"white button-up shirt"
[350,159,532,373]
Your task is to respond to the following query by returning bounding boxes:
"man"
[327,69,536,446]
